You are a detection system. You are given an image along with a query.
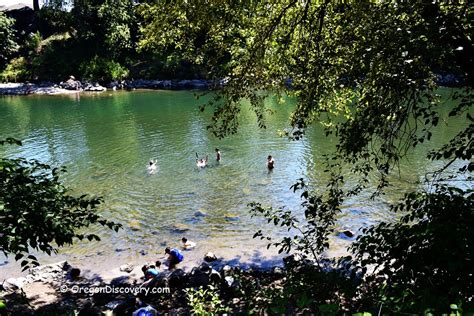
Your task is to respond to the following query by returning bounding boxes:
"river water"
[0,88,467,279]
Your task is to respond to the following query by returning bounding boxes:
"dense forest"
[1,1,473,314]
[0,0,212,82]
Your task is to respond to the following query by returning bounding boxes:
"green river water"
[0,88,467,278]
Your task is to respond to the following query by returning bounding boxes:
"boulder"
[220,265,233,277]
[70,268,81,279]
[204,252,217,262]
[104,298,137,315]
[84,83,106,92]
[209,269,221,283]
[78,301,101,316]
[60,77,82,90]
[283,254,303,267]
[167,269,187,288]
[1,278,22,292]
[272,267,285,276]
[188,264,212,287]
[224,276,235,287]
[119,264,134,273]
[133,305,157,316]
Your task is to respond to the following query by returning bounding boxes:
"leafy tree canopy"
[140,1,473,312]
[0,11,18,70]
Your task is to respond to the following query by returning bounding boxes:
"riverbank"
[0,79,221,96]
[0,253,327,315]
[0,73,462,96]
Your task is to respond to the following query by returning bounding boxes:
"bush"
[351,185,474,314]
[79,56,129,82]
[0,57,30,82]
[185,286,228,315]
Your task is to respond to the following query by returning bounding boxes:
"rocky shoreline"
[0,73,462,96]
[0,78,222,96]
[0,253,318,315]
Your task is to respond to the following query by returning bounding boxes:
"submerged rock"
[194,210,208,217]
[170,223,190,233]
[129,219,141,231]
[337,230,355,239]
[224,213,240,221]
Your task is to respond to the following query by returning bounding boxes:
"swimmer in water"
[181,237,196,250]
[148,159,158,174]
[196,155,208,168]
[267,155,275,169]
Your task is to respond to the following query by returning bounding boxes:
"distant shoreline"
[0,79,222,96]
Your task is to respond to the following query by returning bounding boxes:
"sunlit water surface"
[0,89,467,278]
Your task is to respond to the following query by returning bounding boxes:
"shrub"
[0,57,30,82]
[79,56,129,82]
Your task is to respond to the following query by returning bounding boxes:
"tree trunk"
[33,0,40,11]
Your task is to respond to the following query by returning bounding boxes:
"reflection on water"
[0,89,467,276]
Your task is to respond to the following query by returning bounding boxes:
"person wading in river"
[267,155,275,170]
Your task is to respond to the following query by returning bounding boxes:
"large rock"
[104,298,136,315]
[59,76,82,90]
[120,264,134,273]
[188,264,211,287]
[204,252,217,262]
[84,83,106,92]
[167,269,187,288]
[220,265,233,277]
[283,254,304,267]
[1,278,24,292]
[133,305,157,316]
[209,269,221,284]
[28,261,70,283]
[78,301,101,316]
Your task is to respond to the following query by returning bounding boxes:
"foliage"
[253,263,358,314]
[97,0,136,57]
[250,177,342,264]
[184,286,228,316]
[0,138,121,270]
[0,57,29,83]
[138,1,256,79]
[139,1,474,313]
[79,56,129,82]
[351,185,474,313]
[0,12,18,70]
